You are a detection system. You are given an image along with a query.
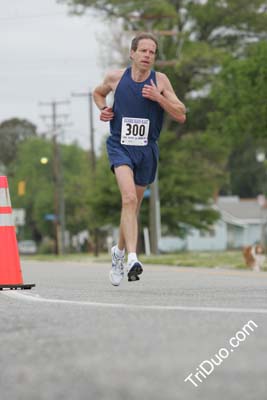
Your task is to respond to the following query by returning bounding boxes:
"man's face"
[130,39,157,70]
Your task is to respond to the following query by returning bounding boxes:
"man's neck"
[131,66,151,82]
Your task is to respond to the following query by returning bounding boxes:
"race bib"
[121,117,150,146]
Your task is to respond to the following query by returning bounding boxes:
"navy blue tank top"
[110,67,164,142]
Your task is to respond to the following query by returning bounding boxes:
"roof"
[215,196,267,225]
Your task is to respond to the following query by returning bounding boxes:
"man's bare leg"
[114,165,146,281]
[115,165,146,252]
[117,181,146,252]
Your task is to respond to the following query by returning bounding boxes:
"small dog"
[243,244,265,271]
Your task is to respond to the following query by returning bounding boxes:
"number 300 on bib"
[121,117,150,146]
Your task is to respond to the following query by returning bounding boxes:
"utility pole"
[71,91,96,172]
[39,100,70,255]
[71,91,99,255]
[149,170,161,254]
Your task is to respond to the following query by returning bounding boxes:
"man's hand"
[142,79,161,102]
[100,106,114,122]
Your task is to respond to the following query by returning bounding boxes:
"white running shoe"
[127,259,143,282]
[109,246,125,286]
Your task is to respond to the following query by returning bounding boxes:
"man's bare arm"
[93,70,124,122]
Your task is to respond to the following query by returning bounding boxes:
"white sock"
[115,245,125,258]
[128,252,138,264]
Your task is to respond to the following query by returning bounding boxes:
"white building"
[158,196,267,252]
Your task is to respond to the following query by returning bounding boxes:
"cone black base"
[0,284,35,290]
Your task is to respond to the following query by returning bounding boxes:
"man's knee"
[121,192,138,209]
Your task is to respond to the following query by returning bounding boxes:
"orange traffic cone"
[0,176,35,290]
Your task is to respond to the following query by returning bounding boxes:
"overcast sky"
[0,0,109,152]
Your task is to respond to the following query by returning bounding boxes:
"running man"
[93,32,186,286]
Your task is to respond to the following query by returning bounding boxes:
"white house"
[215,196,267,249]
[158,196,267,252]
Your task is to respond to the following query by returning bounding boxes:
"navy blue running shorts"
[106,136,159,186]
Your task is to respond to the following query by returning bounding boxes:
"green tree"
[227,138,267,197]
[159,130,226,234]
[207,41,267,196]
[0,118,37,166]
[9,137,93,242]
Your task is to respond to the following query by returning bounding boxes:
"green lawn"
[21,250,265,270]
[140,250,247,269]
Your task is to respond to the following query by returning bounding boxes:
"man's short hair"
[131,32,158,53]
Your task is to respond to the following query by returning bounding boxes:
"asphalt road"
[0,260,266,400]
